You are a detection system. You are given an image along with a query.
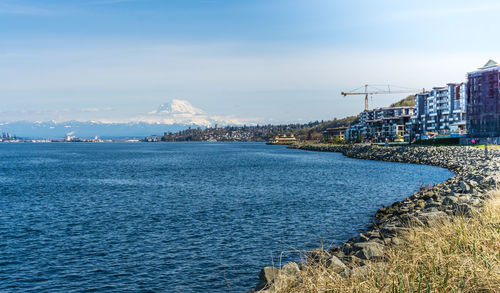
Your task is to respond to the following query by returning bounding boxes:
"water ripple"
[0,143,453,292]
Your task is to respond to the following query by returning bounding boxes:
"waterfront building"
[466,60,500,137]
[406,93,427,141]
[404,83,467,141]
[323,126,348,142]
[345,124,362,142]
[448,82,467,133]
[346,106,414,142]
[268,134,297,145]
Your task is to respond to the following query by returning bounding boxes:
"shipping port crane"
[341,84,419,111]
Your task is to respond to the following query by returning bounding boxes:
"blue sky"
[1,0,499,123]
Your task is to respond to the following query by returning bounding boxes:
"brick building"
[467,60,500,137]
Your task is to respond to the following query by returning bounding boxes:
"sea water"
[0,143,453,292]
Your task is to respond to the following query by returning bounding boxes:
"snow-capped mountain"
[149,99,206,115]
[0,99,251,139]
[136,99,213,127]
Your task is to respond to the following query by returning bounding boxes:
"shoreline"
[249,144,499,292]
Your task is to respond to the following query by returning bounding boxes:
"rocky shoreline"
[249,144,500,292]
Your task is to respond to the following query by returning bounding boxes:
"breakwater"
[250,144,499,292]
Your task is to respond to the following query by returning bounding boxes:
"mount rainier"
[0,100,247,139]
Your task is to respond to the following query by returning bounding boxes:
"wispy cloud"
[81,108,100,112]
[0,2,52,15]
[380,2,500,21]
[82,0,138,5]
[0,107,122,123]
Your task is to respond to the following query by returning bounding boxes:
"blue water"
[0,143,453,292]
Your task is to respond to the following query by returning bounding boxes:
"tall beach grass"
[272,193,500,292]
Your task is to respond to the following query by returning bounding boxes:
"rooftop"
[480,59,499,69]
[468,59,500,75]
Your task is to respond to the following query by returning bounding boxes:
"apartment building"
[449,83,467,135]
[346,107,414,142]
[466,60,500,137]
[405,83,467,141]
[323,126,348,142]
[345,123,363,142]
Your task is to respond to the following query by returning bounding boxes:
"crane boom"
[341,90,417,96]
[341,84,418,111]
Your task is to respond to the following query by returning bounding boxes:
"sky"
[0,0,500,124]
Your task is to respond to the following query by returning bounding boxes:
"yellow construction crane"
[341,84,419,111]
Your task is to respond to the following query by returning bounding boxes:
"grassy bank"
[272,193,500,292]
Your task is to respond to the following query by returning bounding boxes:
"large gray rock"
[254,266,279,291]
[281,262,300,277]
[380,225,409,236]
[353,242,384,260]
[326,255,347,273]
[459,181,470,192]
[419,210,446,222]
[442,196,459,206]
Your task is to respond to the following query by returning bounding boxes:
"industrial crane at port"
[341,84,419,111]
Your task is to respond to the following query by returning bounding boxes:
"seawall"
[249,144,500,292]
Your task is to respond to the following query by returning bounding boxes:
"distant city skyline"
[1,0,499,124]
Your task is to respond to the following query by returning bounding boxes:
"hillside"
[292,115,359,141]
[390,95,416,107]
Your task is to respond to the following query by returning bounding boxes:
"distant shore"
[250,143,500,292]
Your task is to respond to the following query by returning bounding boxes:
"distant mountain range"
[0,100,247,139]
[0,120,193,139]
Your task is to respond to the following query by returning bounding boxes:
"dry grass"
[473,144,500,150]
[273,194,500,292]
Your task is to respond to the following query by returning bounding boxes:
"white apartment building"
[406,83,466,141]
